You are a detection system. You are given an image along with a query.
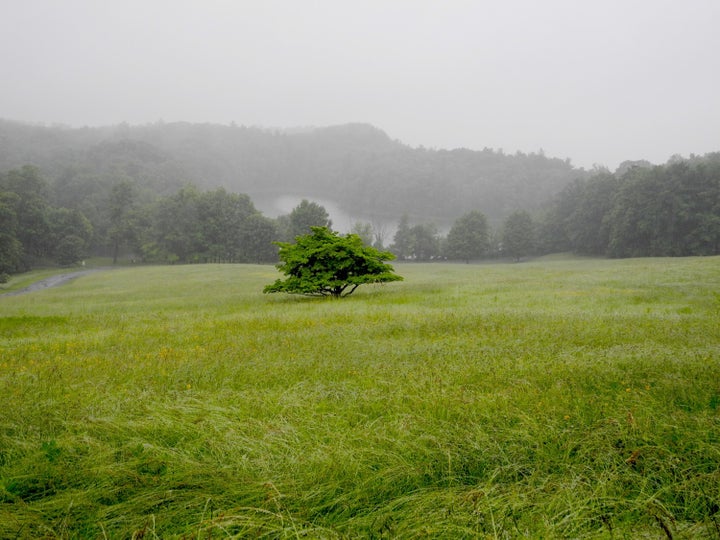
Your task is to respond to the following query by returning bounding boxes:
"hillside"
[0,119,586,226]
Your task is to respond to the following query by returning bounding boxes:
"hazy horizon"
[2,0,719,170]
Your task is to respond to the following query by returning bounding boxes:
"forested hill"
[0,119,585,225]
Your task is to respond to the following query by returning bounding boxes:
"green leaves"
[445,210,490,262]
[264,227,403,297]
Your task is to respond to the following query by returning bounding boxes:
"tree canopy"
[390,216,441,261]
[502,210,535,261]
[538,154,720,257]
[445,210,490,262]
[287,199,332,239]
[0,165,92,270]
[264,227,403,298]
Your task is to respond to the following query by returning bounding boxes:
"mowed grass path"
[1,258,719,538]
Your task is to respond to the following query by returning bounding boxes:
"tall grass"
[1,258,719,538]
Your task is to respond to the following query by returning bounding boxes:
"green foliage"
[541,154,720,257]
[350,220,374,246]
[49,207,93,245]
[0,166,53,260]
[141,186,274,264]
[142,185,203,263]
[391,216,441,260]
[390,214,413,259]
[0,167,96,270]
[240,213,279,263]
[607,160,720,257]
[445,210,490,262]
[55,235,86,266]
[0,192,23,274]
[565,172,620,255]
[0,163,281,273]
[287,199,332,240]
[264,226,402,297]
[502,209,535,261]
[409,223,440,260]
[107,179,139,263]
[195,188,260,260]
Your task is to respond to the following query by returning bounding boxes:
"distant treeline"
[1,120,719,277]
[0,166,279,274]
[1,152,719,277]
[375,154,720,261]
[540,154,720,257]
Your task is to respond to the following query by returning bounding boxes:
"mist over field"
[2,1,720,170]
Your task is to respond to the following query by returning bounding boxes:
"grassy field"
[1,257,719,538]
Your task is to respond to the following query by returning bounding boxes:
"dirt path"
[0,269,108,297]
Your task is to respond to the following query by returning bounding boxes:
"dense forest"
[0,119,582,225]
[1,119,719,277]
[540,154,720,257]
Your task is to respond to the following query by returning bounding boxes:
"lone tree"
[263,226,403,298]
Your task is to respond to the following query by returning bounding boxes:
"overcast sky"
[1,0,718,169]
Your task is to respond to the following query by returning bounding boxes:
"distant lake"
[255,195,361,233]
[253,194,399,246]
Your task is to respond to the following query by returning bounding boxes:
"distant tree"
[142,185,203,263]
[45,207,94,267]
[0,166,53,260]
[565,173,620,255]
[107,180,139,263]
[0,167,93,272]
[55,235,86,266]
[502,210,535,261]
[52,167,105,210]
[538,180,583,254]
[49,208,93,253]
[614,159,653,177]
[445,210,490,262]
[390,216,441,260]
[370,219,389,250]
[287,199,332,239]
[0,191,23,274]
[139,185,280,264]
[264,226,402,298]
[409,223,441,260]
[196,188,258,261]
[350,221,374,246]
[391,214,413,259]
[240,213,279,263]
[274,214,292,243]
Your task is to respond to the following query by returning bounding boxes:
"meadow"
[1,257,719,538]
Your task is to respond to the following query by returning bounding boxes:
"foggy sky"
[1,0,719,170]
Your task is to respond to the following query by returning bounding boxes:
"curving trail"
[0,269,107,297]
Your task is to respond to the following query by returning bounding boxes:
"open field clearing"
[1,258,719,538]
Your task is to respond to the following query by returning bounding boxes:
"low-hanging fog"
[1,0,719,170]
[257,195,356,233]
